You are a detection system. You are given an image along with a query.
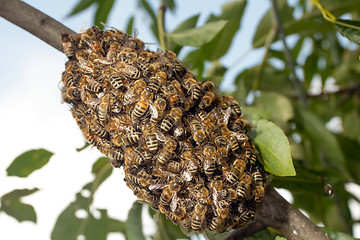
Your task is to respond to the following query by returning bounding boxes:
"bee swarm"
[61,26,267,234]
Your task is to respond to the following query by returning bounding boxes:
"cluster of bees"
[60,26,267,234]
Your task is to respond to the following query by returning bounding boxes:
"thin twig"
[157,0,167,50]
[270,0,307,107]
[223,187,332,240]
[0,0,75,53]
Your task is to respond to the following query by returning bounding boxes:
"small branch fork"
[0,1,331,240]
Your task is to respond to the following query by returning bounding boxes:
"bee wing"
[148,183,166,191]
[170,193,179,212]
[149,102,158,119]
[181,170,192,182]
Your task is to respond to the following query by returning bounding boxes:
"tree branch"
[0,0,75,53]
[270,0,308,107]
[224,187,332,240]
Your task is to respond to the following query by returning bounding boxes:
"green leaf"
[76,142,90,152]
[91,157,113,195]
[254,92,294,130]
[322,228,356,240]
[335,19,360,45]
[153,212,188,240]
[7,149,53,177]
[253,119,295,176]
[94,0,115,28]
[294,105,349,178]
[166,20,227,47]
[275,237,287,240]
[0,188,39,223]
[126,16,135,35]
[67,0,96,17]
[304,52,319,86]
[125,202,145,240]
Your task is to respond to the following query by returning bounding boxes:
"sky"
[0,0,359,239]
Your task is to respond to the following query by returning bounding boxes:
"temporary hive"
[60,26,267,234]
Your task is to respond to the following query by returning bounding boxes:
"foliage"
[3,0,360,239]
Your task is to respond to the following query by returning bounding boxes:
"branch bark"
[0,0,75,53]
[224,187,332,240]
[0,2,332,240]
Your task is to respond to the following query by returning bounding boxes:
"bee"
[103,66,124,89]
[124,147,145,167]
[187,116,206,144]
[106,41,121,60]
[61,34,75,59]
[126,173,148,188]
[87,119,108,138]
[132,88,153,119]
[150,96,167,124]
[199,91,216,109]
[162,83,180,107]
[158,204,178,224]
[75,49,94,73]
[183,77,202,102]
[197,111,216,135]
[230,118,248,132]
[159,179,182,206]
[233,158,247,176]
[123,79,147,105]
[223,165,239,185]
[121,132,141,145]
[65,86,81,100]
[209,200,229,233]
[219,188,237,201]
[114,61,141,79]
[164,50,186,74]
[136,51,154,76]
[167,161,182,174]
[191,201,207,233]
[252,169,264,187]
[242,141,254,158]
[98,102,109,122]
[236,173,252,199]
[62,71,76,88]
[106,115,133,135]
[214,135,228,157]
[148,71,167,93]
[249,154,257,166]
[253,185,265,203]
[102,29,126,50]
[117,51,137,64]
[180,151,198,177]
[218,123,239,153]
[232,205,257,229]
[156,139,177,165]
[201,81,214,92]
[203,145,216,178]
[126,37,145,53]
[84,131,103,147]
[142,121,159,153]
[229,100,242,116]
[160,107,183,132]
[86,79,103,93]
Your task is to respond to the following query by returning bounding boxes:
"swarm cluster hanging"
[60,26,266,234]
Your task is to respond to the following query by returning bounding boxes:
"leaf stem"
[270,0,307,107]
[157,0,167,50]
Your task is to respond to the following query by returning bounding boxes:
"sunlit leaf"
[253,119,295,176]
[335,20,360,45]
[94,0,115,28]
[67,0,96,17]
[7,149,53,177]
[166,20,227,47]
[0,188,39,223]
[125,202,146,240]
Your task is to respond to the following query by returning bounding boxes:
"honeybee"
[150,96,167,124]
[86,79,103,93]
[75,49,93,73]
[209,200,229,233]
[252,169,264,187]
[229,100,242,116]
[159,179,182,206]
[125,173,148,188]
[242,141,254,158]
[180,151,198,177]
[102,29,126,50]
[106,115,133,135]
[219,188,237,201]
[132,88,153,119]
[199,91,216,109]
[126,36,145,53]
[230,118,247,132]
[136,51,154,76]
[156,139,177,165]
[62,71,76,88]
[167,160,182,174]
[201,81,214,92]
[197,111,216,135]
[218,123,240,153]
[160,107,183,132]
[98,102,109,122]
[252,185,265,203]
[164,50,186,74]
[61,34,74,59]
[124,147,145,167]
[162,83,180,107]
[223,165,239,185]
[236,173,252,199]
[65,86,81,100]
[84,131,103,147]
[141,121,158,153]
[233,158,247,176]
[187,116,206,144]
[114,61,141,79]
[158,204,178,224]
[103,66,124,89]
[214,135,228,157]
[87,119,108,138]
[183,77,202,102]
[121,132,141,145]
[232,205,257,229]
[249,154,257,166]
[123,79,146,105]
[191,201,207,233]
[106,41,121,60]
[117,51,137,64]
[203,145,216,178]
